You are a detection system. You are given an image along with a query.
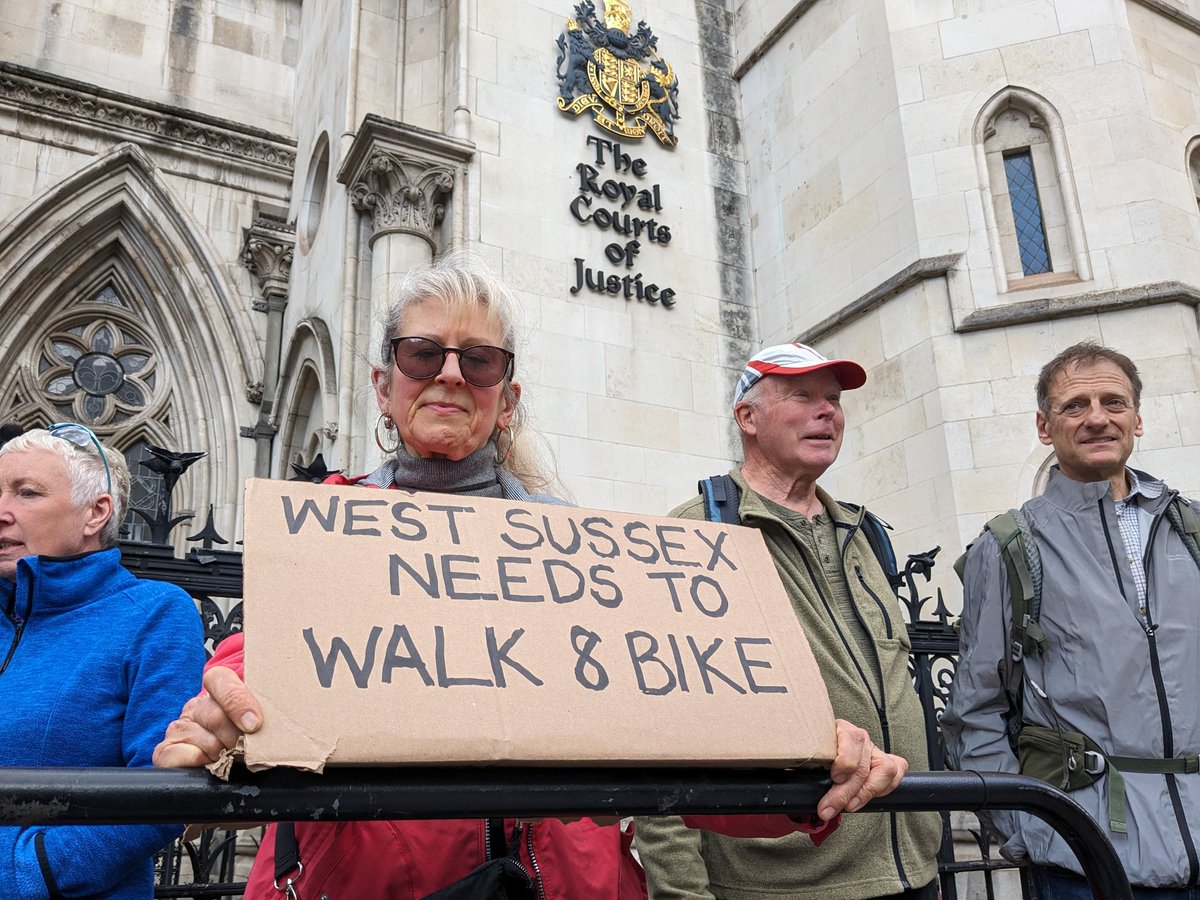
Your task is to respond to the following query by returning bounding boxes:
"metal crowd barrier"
[0,766,1132,899]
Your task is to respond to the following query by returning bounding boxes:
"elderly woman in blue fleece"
[0,425,204,898]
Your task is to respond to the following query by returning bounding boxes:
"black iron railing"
[0,767,1130,899]
[99,449,1092,898]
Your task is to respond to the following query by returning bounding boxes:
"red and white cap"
[733,342,868,406]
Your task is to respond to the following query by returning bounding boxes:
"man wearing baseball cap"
[635,343,941,899]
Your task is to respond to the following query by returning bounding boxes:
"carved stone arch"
[276,317,339,475]
[0,142,260,525]
[972,86,1090,292]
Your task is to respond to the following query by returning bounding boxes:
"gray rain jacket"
[942,467,1200,888]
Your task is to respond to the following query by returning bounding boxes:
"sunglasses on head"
[48,421,113,496]
[390,337,515,388]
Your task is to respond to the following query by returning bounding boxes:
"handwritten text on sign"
[242,479,835,769]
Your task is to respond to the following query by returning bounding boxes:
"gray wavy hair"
[375,255,551,491]
[0,429,131,548]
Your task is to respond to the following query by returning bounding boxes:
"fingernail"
[846,797,861,812]
[239,712,260,732]
[818,807,832,822]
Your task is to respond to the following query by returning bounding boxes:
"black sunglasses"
[390,337,515,388]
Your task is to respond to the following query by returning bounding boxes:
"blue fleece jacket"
[0,548,205,899]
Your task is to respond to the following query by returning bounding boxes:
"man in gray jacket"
[943,342,1200,897]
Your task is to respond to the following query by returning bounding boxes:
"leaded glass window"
[4,281,174,542]
[37,316,160,428]
[122,440,165,544]
[979,92,1084,289]
[1003,150,1051,277]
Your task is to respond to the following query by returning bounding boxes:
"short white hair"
[0,429,130,548]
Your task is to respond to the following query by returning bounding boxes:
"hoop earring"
[495,427,512,466]
[375,413,400,454]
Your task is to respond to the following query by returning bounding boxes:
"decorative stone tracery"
[37,313,163,427]
[0,61,296,174]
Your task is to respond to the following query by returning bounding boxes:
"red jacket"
[213,476,836,898]
[209,632,834,899]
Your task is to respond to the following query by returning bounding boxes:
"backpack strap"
[699,474,741,525]
[839,501,903,592]
[699,477,903,593]
[273,822,302,897]
[701,477,906,598]
[1166,494,1200,573]
[976,497,1200,833]
[980,510,1048,753]
[954,510,1048,754]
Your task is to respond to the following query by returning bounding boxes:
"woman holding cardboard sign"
[154,257,906,899]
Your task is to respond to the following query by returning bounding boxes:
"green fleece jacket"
[634,470,941,899]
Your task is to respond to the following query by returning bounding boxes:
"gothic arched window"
[976,89,1090,291]
[4,279,176,542]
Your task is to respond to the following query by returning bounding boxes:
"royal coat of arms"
[555,0,680,147]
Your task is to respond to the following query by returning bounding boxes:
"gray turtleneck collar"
[360,441,567,506]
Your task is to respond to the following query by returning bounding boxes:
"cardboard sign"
[241,478,837,771]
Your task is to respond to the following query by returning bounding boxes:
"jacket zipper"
[848,563,908,891]
[798,550,883,714]
[855,566,894,639]
[797,529,912,891]
[1139,509,1172,753]
[2,569,34,677]
[845,523,912,889]
[1,610,25,676]
[487,820,540,898]
[524,824,545,900]
[1142,502,1199,884]
[1097,503,1129,603]
[1103,497,1199,884]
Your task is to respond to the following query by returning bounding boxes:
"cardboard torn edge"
[242,694,340,774]
[204,735,245,782]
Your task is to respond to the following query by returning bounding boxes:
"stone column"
[337,115,474,470]
[351,153,455,307]
[339,114,475,333]
[240,215,295,477]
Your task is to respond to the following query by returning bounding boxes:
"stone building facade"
[2,0,1199,631]
[3,1,1199,895]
